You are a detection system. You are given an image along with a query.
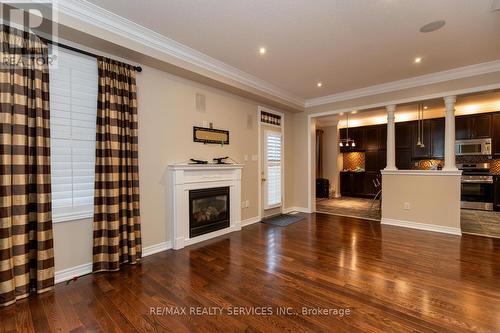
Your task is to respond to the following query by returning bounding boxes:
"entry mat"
[261,213,305,227]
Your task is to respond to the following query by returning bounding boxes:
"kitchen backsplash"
[343,152,365,171]
[413,159,443,170]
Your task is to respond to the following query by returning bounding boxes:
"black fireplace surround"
[189,186,230,238]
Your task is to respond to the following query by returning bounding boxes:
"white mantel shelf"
[381,169,462,176]
[168,163,243,250]
[168,163,244,170]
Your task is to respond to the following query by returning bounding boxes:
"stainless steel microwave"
[455,138,491,156]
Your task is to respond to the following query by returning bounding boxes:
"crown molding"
[55,0,305,107]
[305,59,500,108]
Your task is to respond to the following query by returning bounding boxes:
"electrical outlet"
[404,202,410,210]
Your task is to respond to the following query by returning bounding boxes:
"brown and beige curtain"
[0,25,54,306]
[93,57,141,273]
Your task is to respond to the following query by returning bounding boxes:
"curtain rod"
[39,37,142,72]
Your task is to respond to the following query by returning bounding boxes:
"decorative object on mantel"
[193,126,229,145]
[190,158,208,164]
[213,156,229,164]
[260,111,281,126]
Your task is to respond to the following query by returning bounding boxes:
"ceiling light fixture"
[423,106,428,110]
[317,82,323,87]
[339,114,355,148]
[419,20,446,33]
[259,47,266,55]
[414,57,422,64]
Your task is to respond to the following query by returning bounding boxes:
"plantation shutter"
[265,131,282,208]
[49,49,98,222]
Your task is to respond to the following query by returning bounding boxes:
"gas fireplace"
[189,186,230,237]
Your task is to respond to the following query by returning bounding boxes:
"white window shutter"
[50,49,98,222]
[265,131,282,208]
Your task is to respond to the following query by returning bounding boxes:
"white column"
[384,104,397,171]
[443,96,458,171]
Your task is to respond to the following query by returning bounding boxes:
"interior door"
[262,128,282,217]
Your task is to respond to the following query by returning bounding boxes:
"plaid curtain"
[0,25,54,306]
[93,57,141,273]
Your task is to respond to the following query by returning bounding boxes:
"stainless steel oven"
[458,163,493,211]
[455,138,491,156]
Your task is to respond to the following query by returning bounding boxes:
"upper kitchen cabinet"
[339,127,365,152]
[493,114,500,157]
[471,114,492,139]
[364,126,379,151]
[430,118,445,159]
[455,114,492,140]
[378,125,387,150]
[395,122,412,149]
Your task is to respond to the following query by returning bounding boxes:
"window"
[264,130,282,208]
[49,49,98,222]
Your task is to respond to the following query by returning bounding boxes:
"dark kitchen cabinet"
[412,120,431,159]
[395,122,412,149]
[492,114,500,157]
[378,125,387,150]
[350,127,364,150]
[430,118,445,159]
[339,127,364,152]
[396,149,413,170]
[365,151,379,171]
[364,126,379,151]
[471,114,492,139]
[364,172,380,197]
[340,172,376,198]
[494,176,500,212]
[378,151,387,170]
[455,114,492,140]
[455,116,470,140]
[340,172,352,196]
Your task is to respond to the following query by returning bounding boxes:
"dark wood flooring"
[1,213,499,333]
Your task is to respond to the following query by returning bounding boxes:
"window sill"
[53,212,93,224]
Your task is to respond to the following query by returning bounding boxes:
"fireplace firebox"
[189,186,230,237]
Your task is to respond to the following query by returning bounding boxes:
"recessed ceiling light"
[414,57,422,64]
[351,110,358,114]
[423,106,428,110]
[317,82,323,87]
[419,20,446,33]
[259,47,266,55]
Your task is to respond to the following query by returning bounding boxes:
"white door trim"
[258,106,285,218]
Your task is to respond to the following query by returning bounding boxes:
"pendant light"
[416,104,425,148]
[339,113,355,147]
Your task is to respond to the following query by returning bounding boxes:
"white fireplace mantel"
[168,163,243,250]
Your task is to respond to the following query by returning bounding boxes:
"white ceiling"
[87,0,500,99]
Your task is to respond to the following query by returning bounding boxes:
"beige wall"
[53,64,295,272]
[319,125,340,197]
[381,174,461,230]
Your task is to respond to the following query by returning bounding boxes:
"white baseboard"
[142,241,173,256]
[283,207,311,214]
[381,218,462,236]
[54,262,93,284]
[241,216,261,227]
[54,241,173,284]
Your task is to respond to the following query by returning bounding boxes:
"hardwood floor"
[1,213,499,333]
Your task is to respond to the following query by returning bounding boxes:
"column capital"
[386,104,396,113]
[443,95,457,106]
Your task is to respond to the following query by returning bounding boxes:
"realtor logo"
[0,0,58,68]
